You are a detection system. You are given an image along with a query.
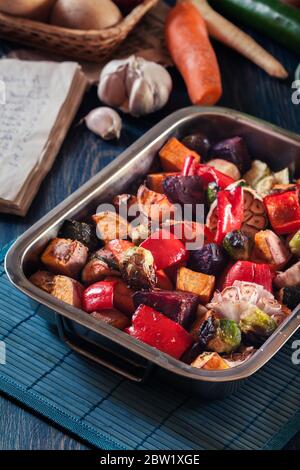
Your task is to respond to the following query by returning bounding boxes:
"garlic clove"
[85,107,122,141]
[98,58,129,109]
[128,76,154,117]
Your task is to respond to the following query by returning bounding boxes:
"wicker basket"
[0,0,159,62]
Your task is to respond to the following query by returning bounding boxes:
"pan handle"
[56,315,153,383]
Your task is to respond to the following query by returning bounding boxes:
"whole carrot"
[165,2,222,105]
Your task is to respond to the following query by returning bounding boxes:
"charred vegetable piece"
[206,318,242,354]
[146,173,178,194]
[176,267,215,304]
[278,286,300,311]
[188,243,227,276]
[120,246,157,290]
[223,230,252,260]
[137,184,175,223]
[105,239,135,263]
[81,248,120,284]
[112,194,138,221]
[289,230,300,257]
[91,309,130,330]
[58,219,98,251]
[162,175,205,211]
[159,137,201,172]
[207,159,241,181]
[253,230,290,269]
[264,187,300,235]
[182,133,210,160]
[207,181,220,204]
[141,229,188,271]
[222,261,273,292]
[133,290,199,329]
[125,304,194,359]
[189,309,216,341]
[30,271,83,309]
[191,352,229,370]
[210,136,252,173]
[239,306,277,345]
[92,211,130,243]
[82,281,116,313]
[41,238,88,278]
[274,261,300,288]
[105,276,135,316]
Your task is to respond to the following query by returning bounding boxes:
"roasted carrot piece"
[165,3,222,105]
[159,138,200,172]
[176,266,215,304]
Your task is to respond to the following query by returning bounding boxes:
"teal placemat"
[0,242,300,450]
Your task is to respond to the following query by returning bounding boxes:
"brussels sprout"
[58,219,98,251]
[120,246,156,290]
[182,133,211,160]
[207,181,220,205]
[289,230,300,257]
[205,318,242,354]
[223,230,252,260]
[278,286,300,311]
[239,306,277,345]
[189,243,227,276]
[209,136,252,173]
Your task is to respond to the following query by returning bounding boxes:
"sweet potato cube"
[176,267,215,304]
[41,238,88,278]
[159,137,201,172]
[191,352,229,370]
[92,211,130,244]
[146,173,178,193]
[30,271,83,309]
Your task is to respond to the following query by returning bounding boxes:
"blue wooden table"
[0,15,299,449]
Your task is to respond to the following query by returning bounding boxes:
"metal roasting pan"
[5,107,300,398]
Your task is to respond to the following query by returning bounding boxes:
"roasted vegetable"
[41,238,88,278]
[253,230,290,269]
[162,175,205,212]
[188,161,235,189]
[274,261,300,288]
[130,221,151,245]
[223,230,252,260]
[120,246,157,290]
[278,286,300,311]
[112,194,138,221]
[244,160,271,188]
[82,281,116,313]
[215,186,244,244]
[137,184,175,223]
[105,276,135,316]
[81,248,120,284]
[188,243,227,276]
[30,271,83,309]
[105,239,135,263]
[182,133,211,160]
[207,181,220,204]
[159,137,200,172]
[91,309,130,330]
[162,220,213,249]
[223,346,255,368]
[239,306,277,345]
[289,230,300,257]
[189,308,215,341]
[125,304,194,359]
[58,219,98,251]
[176,266,215,304]
[264,187,300,235]
[156,270,173,290]
[191,352,229,370]
[207,159,241,181]
[146,173,178,194]
[222,261,273,292]
[92,211,130,243]
[141,229,188,270]
[205,317,242,354]
[133,289,199,329]
[209,136,252,173]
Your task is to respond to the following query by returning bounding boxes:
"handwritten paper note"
[0,59,79,202]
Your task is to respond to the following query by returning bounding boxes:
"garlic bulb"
[85,107,122,141]
[98,55,172,117]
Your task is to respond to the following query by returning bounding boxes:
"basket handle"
[56,315,152,383]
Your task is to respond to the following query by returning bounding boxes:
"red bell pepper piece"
[182,156,234,189]
[140,229,188,270]
[264,188,300,235]
[222,261,273,292]
[215,186,244,244]
[82,281,116,313]
[125,304,194,359]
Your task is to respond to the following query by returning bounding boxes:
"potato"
[50,0,122,30]
[0,0,55,21]
[41,238,88,278]
[91,309,130,330]
[176,267,215,304]
[191,352,229,370]
[30,271,83,309]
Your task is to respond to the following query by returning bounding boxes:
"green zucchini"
[209,0,300,54]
